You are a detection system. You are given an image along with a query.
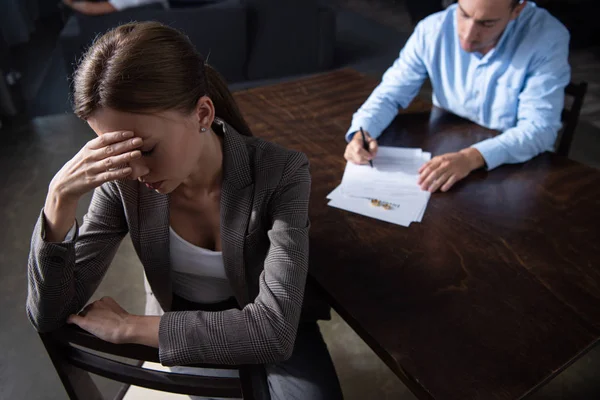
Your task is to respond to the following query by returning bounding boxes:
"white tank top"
[169,226,234,304]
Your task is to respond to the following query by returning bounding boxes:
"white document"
[340,147,431,202]
[327,186,413,227]
[327,146,432,227]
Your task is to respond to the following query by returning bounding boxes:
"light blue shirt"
[347,2,571,170]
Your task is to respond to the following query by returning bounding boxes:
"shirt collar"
[473,16,516,64]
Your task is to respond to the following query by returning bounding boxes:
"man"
[344,0,570,193]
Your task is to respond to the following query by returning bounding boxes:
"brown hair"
[72,21,252,137]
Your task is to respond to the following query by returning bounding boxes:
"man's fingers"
[368,139,378,157]
[421,166,446,191]
[358,146,374,161]
[418,161,430,174]
[348,152,371,165]
[345,142,372,165]
[418,163,436,184]
[351,139,374,160]
[429,172,450,193]
[441,175,458,192]
[418,159,441,179]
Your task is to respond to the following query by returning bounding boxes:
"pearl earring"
[200,127,207,132]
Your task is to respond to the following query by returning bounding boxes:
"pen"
[360,126,373,168]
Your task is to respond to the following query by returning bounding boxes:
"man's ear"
[510,0,527,20]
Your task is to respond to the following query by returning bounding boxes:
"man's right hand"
[344,130,378,165]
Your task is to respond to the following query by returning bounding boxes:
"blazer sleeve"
[26,182,129,332]
[158,151,311,365]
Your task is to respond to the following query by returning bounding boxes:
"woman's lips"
[145,181,164,191]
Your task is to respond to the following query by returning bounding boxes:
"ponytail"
[204,64,253,137]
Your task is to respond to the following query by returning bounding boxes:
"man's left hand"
[418,148,485,193]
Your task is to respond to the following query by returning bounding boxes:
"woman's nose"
[127,158,150,180]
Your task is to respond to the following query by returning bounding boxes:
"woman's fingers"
[90,137,143,162]
[79,134,146,185]
[89,150,142,175]
[85,131,134,150]
[93,167,134,184]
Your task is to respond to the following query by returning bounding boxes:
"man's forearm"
[471,122,558,170]
[71,1,117,15]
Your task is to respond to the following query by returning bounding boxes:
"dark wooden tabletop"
[233,69,600,400]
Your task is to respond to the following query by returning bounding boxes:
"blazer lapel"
[138,185,173,311]
[217,118,254,306]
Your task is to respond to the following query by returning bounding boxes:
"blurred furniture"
[557,81,588,157]
[58,0,336,84]
[40,324,267,399]
[405,0,442,24]
[0,0,37,46]
[233,68,600,400]
[242,0,335,80]
[0,35,23,118]
[536,0,597,49]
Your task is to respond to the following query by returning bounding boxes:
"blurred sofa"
[58,0,336,84]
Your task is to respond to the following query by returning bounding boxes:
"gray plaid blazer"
[27,119,325,366]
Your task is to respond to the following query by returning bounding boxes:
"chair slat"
[65,344,243,398]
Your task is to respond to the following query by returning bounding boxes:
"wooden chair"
[39,324,269,400]
[557,81,588,157]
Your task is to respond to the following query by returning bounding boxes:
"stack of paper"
[327,147,431,227]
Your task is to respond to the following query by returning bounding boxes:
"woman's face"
[87,103,211,194]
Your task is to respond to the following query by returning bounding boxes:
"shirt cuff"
[108,0,132,11]
[471,138,508,171]
[39,210,79,243]
[346,119,381,143]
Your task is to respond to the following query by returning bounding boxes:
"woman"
[27,21,342,399]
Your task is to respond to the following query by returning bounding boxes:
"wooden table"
[233,69,600,400]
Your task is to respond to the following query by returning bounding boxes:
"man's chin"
[461,44,477,53]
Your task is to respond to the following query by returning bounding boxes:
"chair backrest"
[39,324,263,399]
[557,81,588,157]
